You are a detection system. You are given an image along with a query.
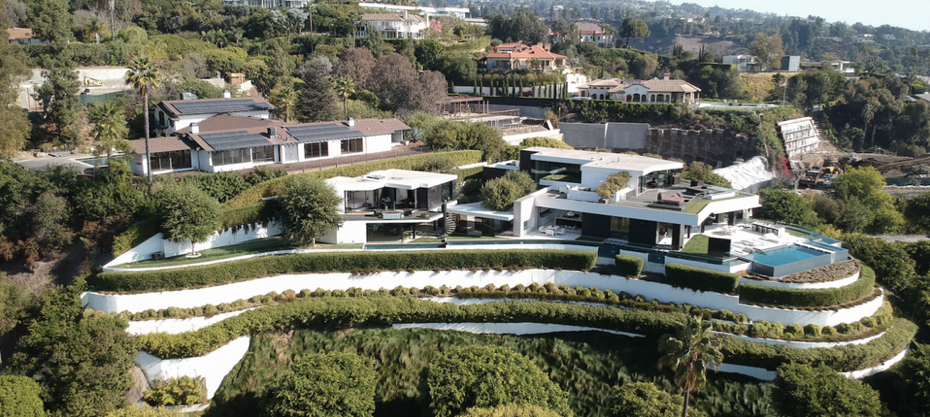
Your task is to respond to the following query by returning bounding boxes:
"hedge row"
[135,296,917,374]
[222,151,484,209]
[665,263,740,294]
[112,218,160,257]
[615,255,644,277]
[710,301,894,344]
[96,250,598,292]
[738,266,876,308]
[218,201,276,230]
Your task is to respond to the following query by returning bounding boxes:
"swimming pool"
[77,156,111,166]
[751,246,824,267]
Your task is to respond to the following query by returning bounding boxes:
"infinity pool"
[751,245,824,267]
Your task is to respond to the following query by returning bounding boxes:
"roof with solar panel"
[197,130,273,151]
[157,97,275,118]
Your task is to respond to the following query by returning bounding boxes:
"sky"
[678,0,930,32]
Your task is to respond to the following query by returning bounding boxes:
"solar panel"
[171,99,273,115]
[287,124,361,143]
[199,130,272,151]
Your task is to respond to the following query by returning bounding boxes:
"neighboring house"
[577,75,701,103]
[484,42,568,70]
[780,56,801,72]
[358,2,469,18]
[358,12,428,40]
[914,93,930,104]
[825,60,856,74]
[576,22,612,47]
[128,114,410,175]
[153,94,275,136]
[722,55,764,72]
[7,28,48,44]
[323,169,458,244]
[221,0,307,8]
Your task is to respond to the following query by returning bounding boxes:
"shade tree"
[276,175,344,247]
[261,352,376,417]
[657,316,723,417]
[155,182,221,256]
[0,375,46,417]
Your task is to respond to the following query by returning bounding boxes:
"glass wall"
[341,138,363,154]
[212,148,251,166]
[345,190,377,211]
[638,169,677,192]
[253,145,275,163]
[530,160,582,183]
[150,150,192,171]
[304,142,329,159]
[610,217,630,237]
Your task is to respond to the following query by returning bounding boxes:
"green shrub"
[615,255,644,277]
[738,266,876,307]
[822,326,837,336]
[219,201,276,230]
[665,263,740,293]
[111,218,160,256]
[98,250,597,292]
[860,316,876,328]
[803,324,821,338]
[144,376,207,406]
[783,324,804,340]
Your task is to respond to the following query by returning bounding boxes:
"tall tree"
[657,316,724,417]
[268,85,298,123]
[331,76,356,119]
[36,45,80,142]
[88,101,132,164]
[748,33,786,69]
[861,102,875,148]
[155,182,221,256]
[335,47,377,88]
[609,382,705,417]
[619,18,650,48]
[10,279,137,417]
[0,6,31,157]
[25,0,73,43]
[125,55,162,192]
[277,175,343,247]
[0,375,46,417]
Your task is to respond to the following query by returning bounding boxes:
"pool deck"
[695,223,809,257]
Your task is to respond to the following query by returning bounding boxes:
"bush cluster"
[143,376,207,406]
[96,250,598,292]
[134,297,917,374]
[738,266,876,308]
[710,301,895,343]
[218,201,276,230]
[665,263,740,293]
[614,255,644,277]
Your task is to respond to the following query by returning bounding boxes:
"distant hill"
[634,34,749,58]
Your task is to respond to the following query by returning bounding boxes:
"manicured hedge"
[218,201,276,230]
[96,250,597,292]
[615,255,644,277]
[112,218,160,256]
[223,151,484,209]
[135,297,917,374]
[665,263,740,294]
[738,266,876,308]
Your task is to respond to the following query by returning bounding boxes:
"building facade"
[484,43,568,70]
[153,95,275,136]
[358,12,428,40]
[577,76,701,103]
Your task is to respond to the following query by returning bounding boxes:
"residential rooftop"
[523,147,684,175]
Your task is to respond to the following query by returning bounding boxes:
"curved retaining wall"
[739,271,860,290]
[135,336,250,399]
[721,330,887,349]
[85,270,884,327]
[126,309,254,336]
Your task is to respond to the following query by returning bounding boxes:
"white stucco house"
[577,76,701,103]
[153,95,275,136]
[129,113,410,176]
[358,12,428,40]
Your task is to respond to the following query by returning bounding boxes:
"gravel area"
[742,260,859,283]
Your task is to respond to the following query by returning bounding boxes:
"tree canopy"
[276,175,344,247]
[608,382,705,417]
[0,375,46,417]
[756,189,821,227]
[261,352,377,417]
[155,182,221,253]
[773,362,882,417]
[748,33,786,69]
[480,171,537,211]
[424,345,572,417]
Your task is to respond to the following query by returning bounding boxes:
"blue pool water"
[77,157,111,166]
[751,246,824,267]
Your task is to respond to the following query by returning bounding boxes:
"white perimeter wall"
[502,129,562,145]
[83,269,884,327]
[135,336,250,399]
[106,221,281,266]
[740,271,860,289]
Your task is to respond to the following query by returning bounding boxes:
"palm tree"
[86,17,107,44]
[658,315,724,417]
[332,76,356,119]
[229,28,245,45]
[861,102,875,149]
[125,55,162,193]
[269,85,298,123]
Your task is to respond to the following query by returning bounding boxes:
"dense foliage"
[424,345,572,417]
[773,362,882,416]
[614,255,644,277]
[480,170,537,211]
[738,266,876,308]
[262,353,377,417]
[276,176,343,247]
[665,263,740,294]
[0,375,46,417]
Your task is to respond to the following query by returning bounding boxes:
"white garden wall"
[135,336,251,399]
[739,271,860,289]
[84,270,884,327]
[392,322,644,338]
[126,309,255,336]
[722,330,886,349]
[107,221,281,266]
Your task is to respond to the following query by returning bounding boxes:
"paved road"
[867,234,929,243]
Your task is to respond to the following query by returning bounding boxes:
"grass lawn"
[575,235,606,243]
[111,237,363,269]
[682,235,709,254]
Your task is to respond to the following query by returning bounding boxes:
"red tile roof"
[575,22,603,35]
[485,45,567,61]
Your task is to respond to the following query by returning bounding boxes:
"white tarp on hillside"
[714,156,774,191]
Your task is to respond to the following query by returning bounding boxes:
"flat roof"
[327,176,385,192]
[524,147,683,175]
[366,169,458,190]
[448,202,514,221]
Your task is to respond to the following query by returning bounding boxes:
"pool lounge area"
[743,244,840,279]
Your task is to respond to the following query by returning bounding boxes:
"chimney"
[222,90,231,99]
[268,127,277,139]
[403,10,408,20]
[664,69,670,80]
[348,117,356,127]
[190,123,199,134]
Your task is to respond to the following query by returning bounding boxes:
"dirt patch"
[741,260,859,283]
[269,330,294,364]
[122,366,150,405]
[638,34,749,57]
